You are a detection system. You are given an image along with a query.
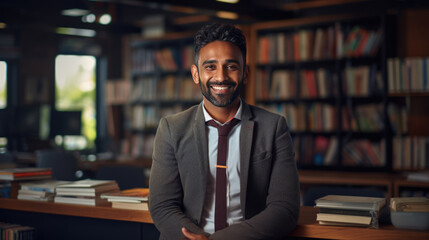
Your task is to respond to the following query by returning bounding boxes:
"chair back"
[94,165,147,190]
[36,150,79,181]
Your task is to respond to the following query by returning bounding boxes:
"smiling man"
[149,23,300,240]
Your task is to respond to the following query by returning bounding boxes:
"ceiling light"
[216,0,240,3]
[216,11,239,19]
[82,14,96,23]
[61,8,90,17]
[99,14,112,25]
[56,27,96,37]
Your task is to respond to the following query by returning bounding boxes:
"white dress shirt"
[201,99,244,234]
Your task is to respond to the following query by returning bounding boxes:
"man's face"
[191,41,247,107]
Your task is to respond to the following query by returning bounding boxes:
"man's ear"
[191,65,199,84]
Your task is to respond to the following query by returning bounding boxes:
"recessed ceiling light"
[216,0,240,3]
[99,14,112,25]
[61,8,90,17]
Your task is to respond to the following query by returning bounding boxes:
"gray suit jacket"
[149,101,300,240]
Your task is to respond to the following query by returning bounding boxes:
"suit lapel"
[239,101,254,214]
[192,103,209,221]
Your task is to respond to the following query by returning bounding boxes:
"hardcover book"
[54,195,110,206]
[100,188,149,202]
[315,195,386,211]
[0,168,52,181]
[111,201,149,211]
[20,180,71,193]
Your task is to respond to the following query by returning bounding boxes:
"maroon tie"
[207,118,240,231]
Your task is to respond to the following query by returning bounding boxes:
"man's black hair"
[194,22,247,67]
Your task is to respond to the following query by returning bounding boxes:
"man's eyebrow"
[202,59,218,65]
[225,59,240,64]
[202,59,240,65]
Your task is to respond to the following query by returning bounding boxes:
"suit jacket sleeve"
[210,115,300,240]
[149,117,208,239]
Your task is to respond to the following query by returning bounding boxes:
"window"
[55,55,96,150]
[0,61,6,108]
[0,61,6,149]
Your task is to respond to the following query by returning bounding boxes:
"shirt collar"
[202,98,242,125]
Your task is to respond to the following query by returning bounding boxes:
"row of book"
[294,136,339,166]
[294,136,384,167]
[131,76,201,102]
[130,105,184,131]
[131,44,193,73]
[0,222,35,240]
[260,103,335,132]
[387,103,408,135]
[256,69,339,100]
[259,103,384,133]
[392,136,429,170]
[342,139,385,167]
[257,24,382,64]
[256,65,382,101]
[114,133,155,158]
[387,57,429,93]
[129,134,155,158]
[106,79,130,104]
[342,64,383,97]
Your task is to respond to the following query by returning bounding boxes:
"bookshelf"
[383,8,429,198]
[106,32,202,160]
[249,13,390,170]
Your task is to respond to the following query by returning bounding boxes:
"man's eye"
[205,65,215,70]
[227,65,238,70]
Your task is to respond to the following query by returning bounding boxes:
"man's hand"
[182,227,209,240]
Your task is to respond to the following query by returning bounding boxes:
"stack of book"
[54,180,119,206]
[0,222,36,240]
[315,195,386,228]
[17,180,70,202]
[100,188,149,210]
[0,168,52,181]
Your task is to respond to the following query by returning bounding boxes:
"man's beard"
[199,77,243,107]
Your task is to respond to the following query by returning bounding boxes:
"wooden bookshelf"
[108,32,202,159]
[299,170,394,197]
[249,13,389,170]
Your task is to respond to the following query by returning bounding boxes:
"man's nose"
[214,66,228,81]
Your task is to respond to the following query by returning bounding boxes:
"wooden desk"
[0,198,159,240]
[1,199,428,240]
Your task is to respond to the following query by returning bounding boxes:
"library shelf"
[249,12,391,170]
[393,177,429,197]
[299,170,394,197]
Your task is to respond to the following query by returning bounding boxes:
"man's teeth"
[212,86,229,90]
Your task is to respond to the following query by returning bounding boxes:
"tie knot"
[207,118,240,136]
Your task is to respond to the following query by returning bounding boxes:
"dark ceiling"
[0,0,292,34]
[0,0,428,35]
